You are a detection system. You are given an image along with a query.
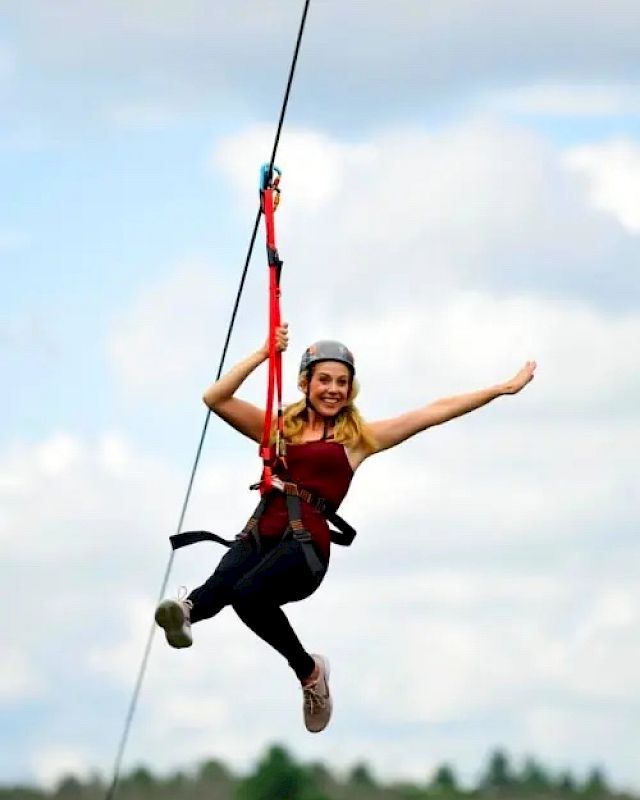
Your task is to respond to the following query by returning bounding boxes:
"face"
[307,361,351,417]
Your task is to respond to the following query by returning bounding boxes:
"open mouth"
[317,397,343,412]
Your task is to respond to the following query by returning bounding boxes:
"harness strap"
[284,492,325,579]
[170,530,236,550]
[172,478,356,557]
[278,481,357,546]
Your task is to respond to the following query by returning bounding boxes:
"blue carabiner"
[260,163,282,192]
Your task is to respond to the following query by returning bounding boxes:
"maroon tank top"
[257,441,354,561]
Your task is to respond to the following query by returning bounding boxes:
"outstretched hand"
[503,360,537,395]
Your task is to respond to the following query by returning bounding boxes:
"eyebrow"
[317,371,348,379]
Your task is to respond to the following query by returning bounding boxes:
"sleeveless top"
[257,440,354,561]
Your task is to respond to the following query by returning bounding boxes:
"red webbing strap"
[259,181,284,492]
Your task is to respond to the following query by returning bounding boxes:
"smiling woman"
[155,322,536,735]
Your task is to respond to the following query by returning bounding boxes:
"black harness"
[170,480,356,580]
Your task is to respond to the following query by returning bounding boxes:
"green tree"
[195,758,235,800]
[349,763,377,789]
[54,775,83,800]
[198,759,232,783]
[236,744,327,800]
[0,789,46,800]
[519,758,551,792]
[480,749,515,792]
[125,765,156,792]
[430,764,459,793]
[557,772,577,794]
[583,768,609,796]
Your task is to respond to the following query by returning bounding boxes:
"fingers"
[275,322,289,352]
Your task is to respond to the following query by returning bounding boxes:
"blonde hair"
[274,370,377,453]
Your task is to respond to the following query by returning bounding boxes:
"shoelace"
[303,682,327,712]
[176,586,193,615]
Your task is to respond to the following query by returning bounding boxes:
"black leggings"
[187,535,326,682]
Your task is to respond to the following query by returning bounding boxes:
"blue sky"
[2,0,640,791]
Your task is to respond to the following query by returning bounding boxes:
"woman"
[155,323,536,733]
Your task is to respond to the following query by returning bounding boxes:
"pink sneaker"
[302,654,332,733]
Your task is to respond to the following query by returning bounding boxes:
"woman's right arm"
[202,324,288,443]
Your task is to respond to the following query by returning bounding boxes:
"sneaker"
[154,588,193,649]
[302,654,332,733]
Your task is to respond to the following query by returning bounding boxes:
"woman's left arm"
[368,360,536,454]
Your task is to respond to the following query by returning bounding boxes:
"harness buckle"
[274,431,287,459]
[291,528,312,544]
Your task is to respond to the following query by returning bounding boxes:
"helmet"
[299,340,355,376]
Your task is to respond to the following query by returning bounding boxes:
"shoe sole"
[155,600,192,648]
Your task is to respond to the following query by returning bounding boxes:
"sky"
[2,0,640,791]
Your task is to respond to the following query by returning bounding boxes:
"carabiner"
[259,163,282,210]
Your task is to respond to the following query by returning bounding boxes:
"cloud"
[211,124,375,215]
[31,746,95,790]
[488,82,640,118]
[211,120,637,315]
[565,138,640,233]
[6,2,640,133]
[107,259,250,402]
[3,355,640,784]
[343,291,640,420]
[0,648,44,703]
[107,120,639,422]
[87,118,640,787]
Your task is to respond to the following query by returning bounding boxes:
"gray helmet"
[299,340,355,376]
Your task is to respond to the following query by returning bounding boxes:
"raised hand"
[262,322,289,357]
[503,360,537,395]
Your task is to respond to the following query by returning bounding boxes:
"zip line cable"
[104,3,311,798]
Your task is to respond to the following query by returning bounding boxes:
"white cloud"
[346,290,640,422]
[3,395,639,785]
[36,432,82,476]
[488,83,640,118]
[6,110,640,787]
[84,117,640,786]
[565,138,640,233]
[107,259,243,399]
[211,120,635,317]
[212,125,375,215]
[7,1,640,133]
[110,120,639,418]
[0,648,44,703]
[31,746,94,790]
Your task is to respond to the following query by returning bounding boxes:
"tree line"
[1,746,633,800]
